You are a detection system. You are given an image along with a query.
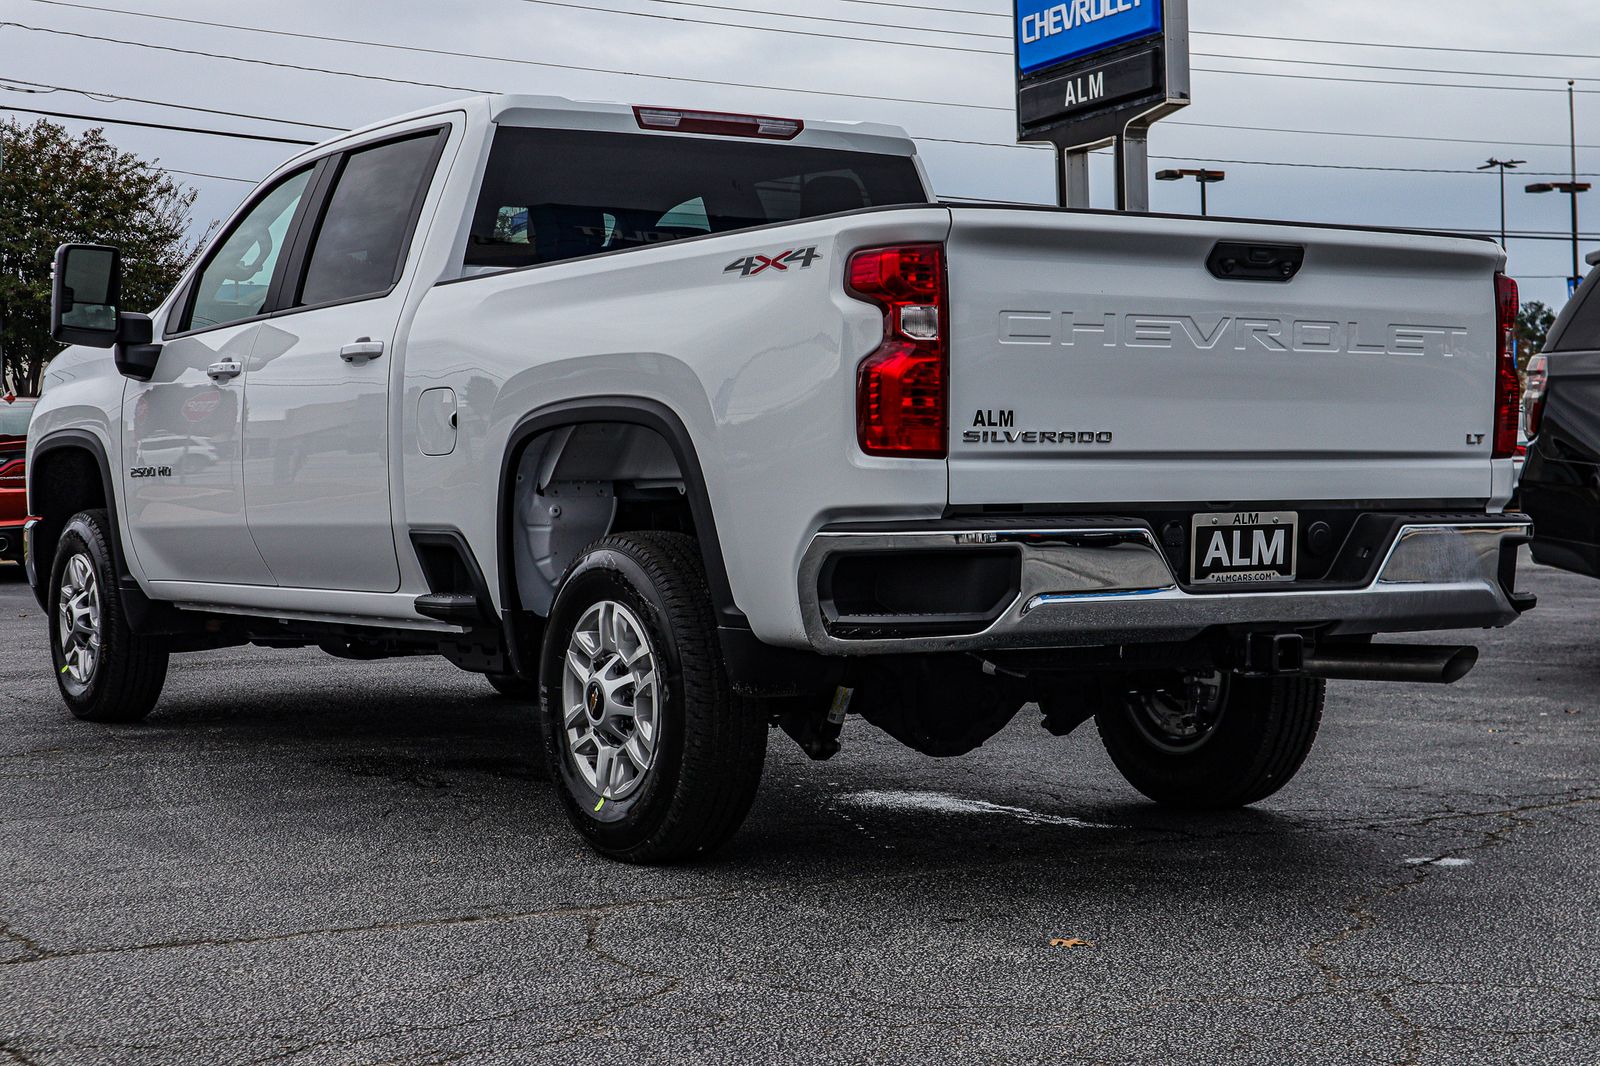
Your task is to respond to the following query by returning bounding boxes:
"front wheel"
[1095,672,1325,808]
[48,510,170,723]
[539,531,766,863]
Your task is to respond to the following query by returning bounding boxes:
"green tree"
[0,119,203,395]
[1516,300,1557,368]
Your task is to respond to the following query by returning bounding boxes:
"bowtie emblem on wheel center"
[585,680,605,721]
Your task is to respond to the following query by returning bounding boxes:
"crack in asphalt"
[1297,791,1600,1064]
[3,789,1595,978]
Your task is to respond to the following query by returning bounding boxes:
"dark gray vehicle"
[1522,254,1600,578]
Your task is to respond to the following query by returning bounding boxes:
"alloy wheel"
[57,552,102,691]
[560,599,662,801]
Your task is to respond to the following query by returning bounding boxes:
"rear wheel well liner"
[497,398,742,676]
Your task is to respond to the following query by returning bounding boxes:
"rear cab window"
[462,127,929,273]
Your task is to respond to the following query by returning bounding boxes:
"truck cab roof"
[283,94,921,170]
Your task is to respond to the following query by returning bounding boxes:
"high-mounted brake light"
[847,244,948,459]
[1523,351,1548,440]
[632,106,803,140]
[1493,273,1521,460]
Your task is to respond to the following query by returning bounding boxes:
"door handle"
[340,338,385,364]
[206,359,242,381]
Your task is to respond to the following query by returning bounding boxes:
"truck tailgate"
[944,209,1504,506]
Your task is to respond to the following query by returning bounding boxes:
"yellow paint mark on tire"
[594,797,606,812]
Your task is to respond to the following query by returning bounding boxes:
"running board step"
[413,592,486,624]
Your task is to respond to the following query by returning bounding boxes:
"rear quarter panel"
[400,207,954,646]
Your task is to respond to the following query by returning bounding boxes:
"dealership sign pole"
[1014,0,1191,211]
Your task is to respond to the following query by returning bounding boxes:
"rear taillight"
[632,106,803,140]
[1493,273,1521,459]
[1523,351,1548,440]
[846,244,947,459]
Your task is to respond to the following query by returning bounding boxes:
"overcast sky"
[5,0,1599,307]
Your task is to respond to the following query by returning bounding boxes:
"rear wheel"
[48,510,169,723]
[1095,672,1324,808]
[539,531,766,863]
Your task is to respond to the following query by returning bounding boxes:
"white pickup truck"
[36,95,1534,861]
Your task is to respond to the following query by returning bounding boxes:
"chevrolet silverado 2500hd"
[35,96,1534,862]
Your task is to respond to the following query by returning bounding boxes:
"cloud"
[10,0,1599,304]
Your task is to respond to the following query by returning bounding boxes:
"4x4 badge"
[724,247,822,278]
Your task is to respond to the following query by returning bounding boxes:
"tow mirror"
[50,244,162,381]
[51,244,121,348]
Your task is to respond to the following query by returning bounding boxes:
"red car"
[0,396,37,563]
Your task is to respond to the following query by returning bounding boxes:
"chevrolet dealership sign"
[1017,0,1163,75]
[1014,0,1189,152]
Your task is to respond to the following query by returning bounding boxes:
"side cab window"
[289,130,447,310]
[175,167,314,334]
[170,125,447,335]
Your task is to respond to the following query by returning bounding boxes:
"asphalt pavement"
[1,555,1596,1065]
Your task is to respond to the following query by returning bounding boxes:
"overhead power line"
[1165,120,1600,154]
[0,103,318,144]
[833,0,1600,61]
[1196,29,1600,63]
[0,21,494,94]
[4,6,1016,114]
[0,78,345,131]
[14,90,1591,184]
[1191,52,1600,85]
[510,0,1009,55]
[1192,67,1600,96]
[17,3,1600,144]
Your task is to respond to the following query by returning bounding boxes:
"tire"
[539,531,766,863]
[1095,673,1325,809]
[48,509,170,723]
[484,671,539,699]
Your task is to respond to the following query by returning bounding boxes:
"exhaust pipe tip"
[1438,645,1479,685]
[1303,643,1481,685]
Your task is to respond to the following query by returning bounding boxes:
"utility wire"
[3,8,1015,114]
[837,0,1600,62]
[507,0,1600,83]
[13,92,1591,182]
[1191,52,1600,84]
[1192,66,1600,96]
[0,77,345,131]
[509,0,1010,55]
[0,21,494,94]
[518,0,1600,88]
[1165,120,1600,154]
[0,102,318,144]
[1197,29,1600,63]
[16,4,1600,141]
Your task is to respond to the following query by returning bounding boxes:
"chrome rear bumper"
[798,517,1533,655]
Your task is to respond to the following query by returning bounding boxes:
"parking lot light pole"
[1156,168,1226,216]
[1478,157,1526,248]
[1526,82,1589,296]
[1527,180,1592,294]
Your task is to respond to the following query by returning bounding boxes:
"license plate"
[1190,511,1298,584]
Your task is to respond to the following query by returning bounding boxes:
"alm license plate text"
[1190,511,1298,584]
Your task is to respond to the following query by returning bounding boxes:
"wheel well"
[507,422,696,616]
[30,443,113,586]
